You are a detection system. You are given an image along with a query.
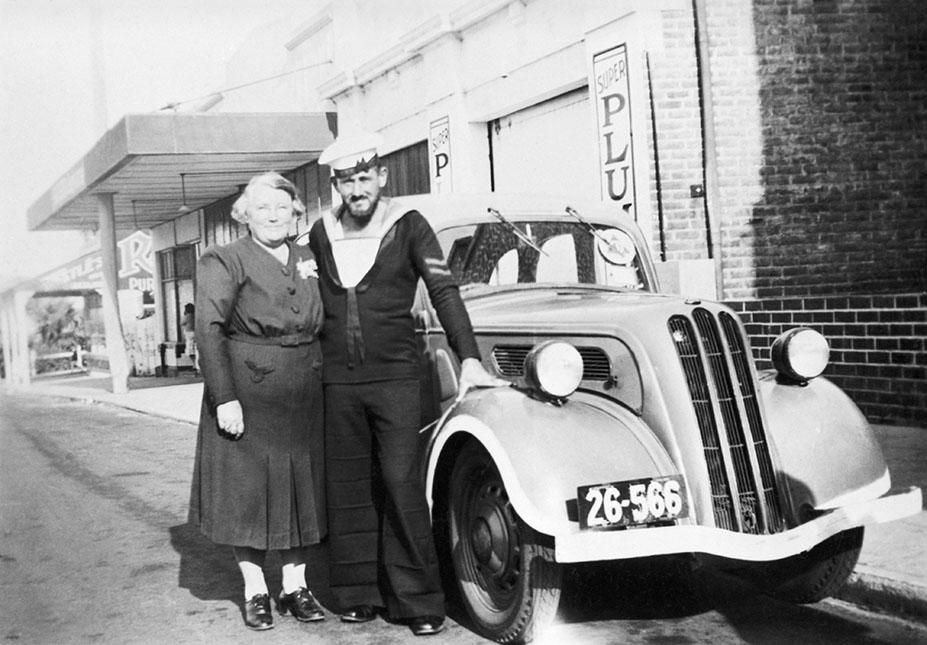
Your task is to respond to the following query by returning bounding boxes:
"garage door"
[490,88,598,197]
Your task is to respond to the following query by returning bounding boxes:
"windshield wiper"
[565,205,612,247]
[487,207,548,256]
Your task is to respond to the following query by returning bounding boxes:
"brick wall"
[698,0,927,423]
[712,0,927,299]
[646,9,710,262]
[728,293,927,424]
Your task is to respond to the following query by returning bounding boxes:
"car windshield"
[435,220,648,292]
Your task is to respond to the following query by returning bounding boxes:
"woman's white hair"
[231,172,306,224]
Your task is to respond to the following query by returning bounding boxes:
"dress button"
[291,305,300,314]
[288,286,296,295]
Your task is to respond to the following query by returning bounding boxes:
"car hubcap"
[471,517,494,565]
[466,480,520,596]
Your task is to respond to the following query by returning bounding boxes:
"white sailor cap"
[319,130,384,178]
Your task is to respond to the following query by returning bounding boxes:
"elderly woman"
[189,172,325,630]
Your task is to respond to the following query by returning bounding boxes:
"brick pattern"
[702,0,769,301]
[727,293,927,424]
[712,0,927,299]
[644,9,710,262]
[638,3,926,422]
[686,0,927,423]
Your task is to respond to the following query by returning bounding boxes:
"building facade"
[277,0,924,422]
[17,0,926,422]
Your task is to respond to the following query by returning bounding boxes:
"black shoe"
[410,616,445,636]
[244,593,274,630]
[340,604,378,623]
[278,588,325,622]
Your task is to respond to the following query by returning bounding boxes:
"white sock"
[238,560,269,599]
[281,562,307,594]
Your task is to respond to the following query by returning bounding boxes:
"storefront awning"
[27,112,336,233]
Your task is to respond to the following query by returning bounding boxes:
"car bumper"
[554,486,922,563]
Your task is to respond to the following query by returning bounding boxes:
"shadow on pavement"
[169,523,335,617]
[557,555,898,643]
[169,522,241,605]
[557,556,712,623]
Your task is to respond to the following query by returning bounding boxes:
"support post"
[12,290,34,385]
[96,193,130,393]
[0,296,18,384]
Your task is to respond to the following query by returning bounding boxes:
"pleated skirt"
[189,339,325,549]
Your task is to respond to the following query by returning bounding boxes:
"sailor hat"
[319,130,384,178]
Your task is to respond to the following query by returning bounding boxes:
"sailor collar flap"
[318,199,415,291]
[321,197,410,245]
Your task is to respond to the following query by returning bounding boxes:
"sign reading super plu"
[593,44,636,218]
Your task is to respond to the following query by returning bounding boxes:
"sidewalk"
[21,372,204,425]
[10,372,927,623]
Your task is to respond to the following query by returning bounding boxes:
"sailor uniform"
[309,197,479,618]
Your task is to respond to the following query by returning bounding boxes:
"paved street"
[1,388,925,644]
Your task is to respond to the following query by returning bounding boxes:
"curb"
[78,395,199,426]
[836,565,927,624]
[95,399,199,425]
[9,385,199,426]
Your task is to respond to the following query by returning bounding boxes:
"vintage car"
[371,193,921,643]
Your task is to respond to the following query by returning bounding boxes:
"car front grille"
[491,345,611,381]
[669,309,786,534]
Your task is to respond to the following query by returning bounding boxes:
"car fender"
[758,371,890,512]
[425,387,679,537]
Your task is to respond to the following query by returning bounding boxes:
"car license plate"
[578,475,688,530]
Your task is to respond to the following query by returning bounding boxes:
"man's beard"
[347,194,380,219]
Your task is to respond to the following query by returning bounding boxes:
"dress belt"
[229,331,317,347]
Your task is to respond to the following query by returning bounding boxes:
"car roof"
[390,192,636,229]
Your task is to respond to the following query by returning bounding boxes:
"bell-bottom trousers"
[324,379,445,619]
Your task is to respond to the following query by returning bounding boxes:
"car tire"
[448,442,562,643]
[757,526,864,604]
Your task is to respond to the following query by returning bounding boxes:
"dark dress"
[189,236,325,550]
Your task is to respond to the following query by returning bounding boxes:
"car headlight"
[771,327,829,383]
[524,341,583,400]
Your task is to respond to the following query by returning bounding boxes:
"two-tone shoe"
[278,587,325,622]
[244,593,274,630]
[339,604,378,623]
[410,615,445,636]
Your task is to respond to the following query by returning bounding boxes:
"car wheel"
[448,442,561,643]
[758,527,864,603]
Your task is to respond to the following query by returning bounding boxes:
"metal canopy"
[27,112,336,233]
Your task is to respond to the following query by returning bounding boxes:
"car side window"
[489,249,519,285]
[536,233,578,282]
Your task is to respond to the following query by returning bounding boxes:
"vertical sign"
[429,116,452,193]
[593,44,636,218]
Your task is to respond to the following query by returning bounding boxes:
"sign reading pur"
[593,44,635,218]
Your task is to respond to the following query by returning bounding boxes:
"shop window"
[159,244,198,342]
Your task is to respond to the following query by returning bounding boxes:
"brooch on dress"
[296,259,318,279]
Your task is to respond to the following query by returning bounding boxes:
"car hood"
[463,286,701,334]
